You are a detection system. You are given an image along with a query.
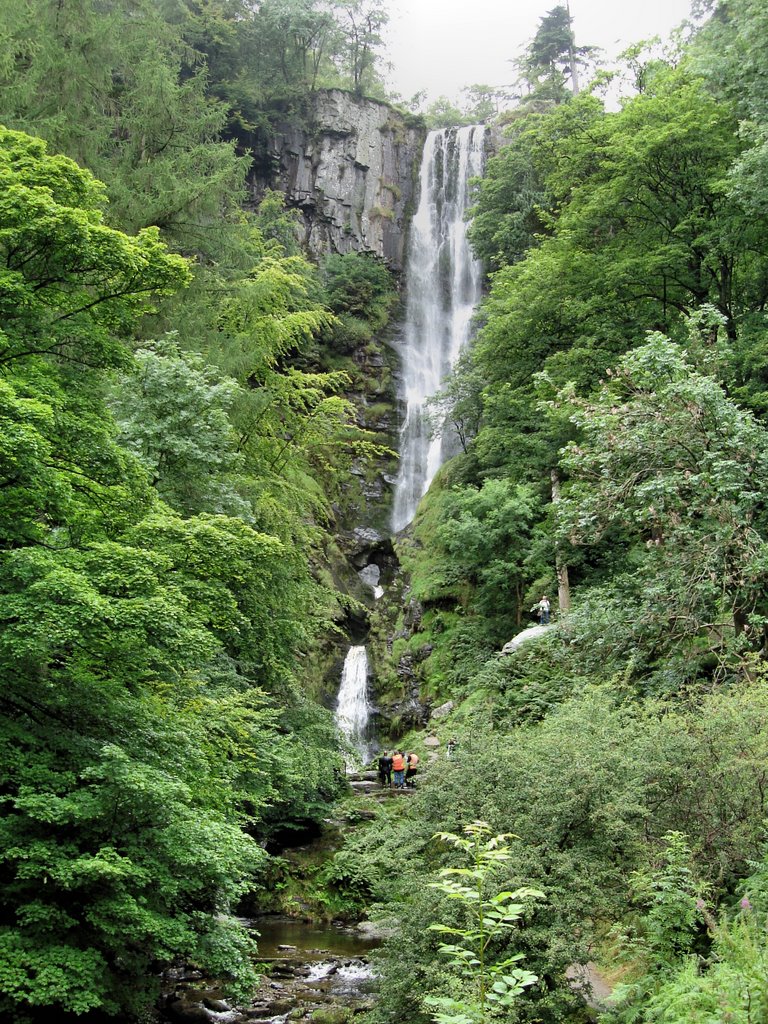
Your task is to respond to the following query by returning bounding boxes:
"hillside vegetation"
[330,2,768,1022]
[2,1,768,1023]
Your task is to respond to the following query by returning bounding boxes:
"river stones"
[166,997,212,1022]
[203,996,232,1012]
[161,917,378,1024]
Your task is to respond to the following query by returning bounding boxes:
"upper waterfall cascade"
[335,646,372,765]
[391,125,486,533]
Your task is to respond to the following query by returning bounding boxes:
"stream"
[161,916,380,1024]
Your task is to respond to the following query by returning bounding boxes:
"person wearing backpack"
[535,595,551,624]
[405,752,419,787]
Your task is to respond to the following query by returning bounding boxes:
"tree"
[0,128,258,1019]
[431,479,542,628]
[694,0,768,220]
[515,4,598,105]
[428,348,485,456]
[335,0,388,97]
[0,127,190,547]
[0,128,347,1021]
[424,96,473,130]
[0,0,248,248]
[467,97,591,271]
[554,330,768,673]
[468,63,766,486]
[112,339,249,516]
[320,250,395,352]
[254,0,342,99]
[460,85,513,123]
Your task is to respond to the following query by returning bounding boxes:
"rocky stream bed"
[161,916,381,1024]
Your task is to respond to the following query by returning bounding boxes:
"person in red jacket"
[391,750,406,788]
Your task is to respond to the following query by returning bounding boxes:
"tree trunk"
[550,468,571,614]
[565,0,580,95]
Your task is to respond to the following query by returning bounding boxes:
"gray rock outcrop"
[430,700,455,721]
[501,623,552,655]
[255,90,426,269]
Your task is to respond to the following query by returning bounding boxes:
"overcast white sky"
[384,0,695,104]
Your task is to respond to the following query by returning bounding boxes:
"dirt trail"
[565,961,614,1011]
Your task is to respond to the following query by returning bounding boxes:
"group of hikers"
[377,750,419,789]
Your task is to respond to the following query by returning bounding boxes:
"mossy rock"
[310,1006,352,1024]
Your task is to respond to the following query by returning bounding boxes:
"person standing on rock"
[405,752,419,787]
[391,750,406,789]
[378,750,393,788]
[535,595,551,625]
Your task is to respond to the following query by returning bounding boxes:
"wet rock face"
[253,91,426,270]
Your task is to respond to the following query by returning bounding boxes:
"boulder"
[167,998,210,1023]
[203,996,231,1012]
[354,920,397,940]
[430,700,454,720]
[501,623,551,655]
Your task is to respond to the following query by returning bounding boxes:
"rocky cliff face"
[253,91,426,270]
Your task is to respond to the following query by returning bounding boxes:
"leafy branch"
[425,821,543,1024]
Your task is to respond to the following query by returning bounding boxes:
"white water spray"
[391,125,486,533]
[335,646,371,765]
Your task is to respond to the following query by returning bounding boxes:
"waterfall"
[391,125,486,533]
[335,646,372,765]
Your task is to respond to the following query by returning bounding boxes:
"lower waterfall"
[335,646,372,766]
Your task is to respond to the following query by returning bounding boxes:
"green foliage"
[392,464,547,699]
[112,338,249,516]
[467,59,765,483]
[425,823,542,1024]
[336,0,389,97]
[694,0,768,219]
[186,0,389,112]
[0,127,190,370]
[430,479,543,625]
[606,835,768,1021]
[467,116,548,271]
[514,4,596,104]
[0,0,248,248]
[253,188,304,255]
[9,3,768,1021]
[0,127,348,1020]
[423,96,475,130]
[321,251,396,341]
[605,832,707,1020]
[428,348,485,455]
[638,899,768,1022]
[416,85,513,129]
[551,331,768,682]
[367,8,768,1023]
[343,678,768,1022]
